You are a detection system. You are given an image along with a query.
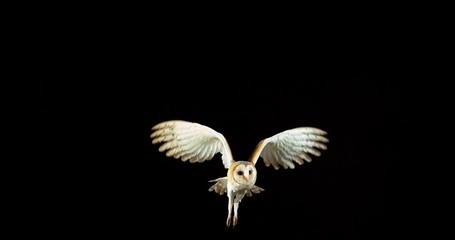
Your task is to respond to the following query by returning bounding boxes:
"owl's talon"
[226,216,231,227]
[233,217,238,228]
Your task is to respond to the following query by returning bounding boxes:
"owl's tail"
[208,177,265,197]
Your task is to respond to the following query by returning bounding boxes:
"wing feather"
[248,127,329,170]
[151,120,234,168]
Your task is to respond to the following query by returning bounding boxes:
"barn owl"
[150,120,328,228]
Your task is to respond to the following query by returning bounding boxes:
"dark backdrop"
[41,18,410,239]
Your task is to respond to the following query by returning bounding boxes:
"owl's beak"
[243,173,249,181]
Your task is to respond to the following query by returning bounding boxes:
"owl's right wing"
[151,120,234,169]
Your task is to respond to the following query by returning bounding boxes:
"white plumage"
[151,120,329,228]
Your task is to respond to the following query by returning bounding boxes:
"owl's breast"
[230,180,255,193]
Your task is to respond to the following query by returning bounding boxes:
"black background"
[41,15,416,239]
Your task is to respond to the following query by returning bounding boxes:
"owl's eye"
[249,170,252,175]
[237,171,243,175]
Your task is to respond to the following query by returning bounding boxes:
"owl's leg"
[233,201,239,227]
[226,192,234,227]
[232,194,244,228]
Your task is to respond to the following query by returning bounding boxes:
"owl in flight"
[150,120,329,228]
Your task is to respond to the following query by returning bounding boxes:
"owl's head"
[228,161,257,185]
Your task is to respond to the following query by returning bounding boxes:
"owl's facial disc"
[237,168,251,180]
[233,164,256,185]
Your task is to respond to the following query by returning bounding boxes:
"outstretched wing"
[248,127,329,170]
[151,120,234,169]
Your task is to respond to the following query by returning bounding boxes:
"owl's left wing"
[248,127,329,170]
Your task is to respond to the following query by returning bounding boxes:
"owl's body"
[209,161,263,226]
[151,120,328,228]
